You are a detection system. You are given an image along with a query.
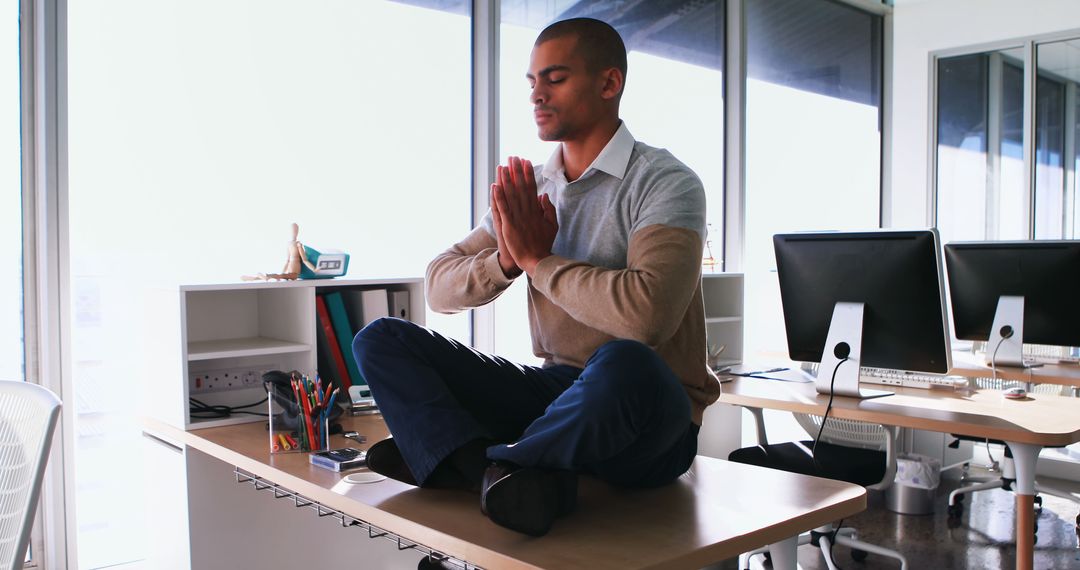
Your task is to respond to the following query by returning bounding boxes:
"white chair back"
[794,414,889,451]
[0,382,61,570]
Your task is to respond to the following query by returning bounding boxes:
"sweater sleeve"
[425,226,516,314]
[529,224,703,346]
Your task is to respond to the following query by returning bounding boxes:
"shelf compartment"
[187,337,312,361]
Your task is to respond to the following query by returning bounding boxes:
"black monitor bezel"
[943,240,1080,347]
[773,229,952,374]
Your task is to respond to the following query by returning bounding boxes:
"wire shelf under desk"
[233,467,482,570]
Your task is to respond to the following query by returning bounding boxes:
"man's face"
[527,36,606,142]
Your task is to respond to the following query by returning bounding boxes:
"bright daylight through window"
[68,1,470,566]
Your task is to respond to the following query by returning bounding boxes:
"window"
[495,0,725,364]
[2,0,22,384]
[936,37,1080,243]
[934,51,1029,244]
[68,1,471,566]
[1035,39,1078,239]
[742,0,884,358]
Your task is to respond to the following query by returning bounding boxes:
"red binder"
[315,295,352,390]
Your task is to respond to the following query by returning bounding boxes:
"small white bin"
[885,453,940,515]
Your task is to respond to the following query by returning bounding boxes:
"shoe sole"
[482,468,560,537]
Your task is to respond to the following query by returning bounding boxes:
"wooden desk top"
[949,350,1080,387]
[719,377,1080,446]
[146,416,866,570]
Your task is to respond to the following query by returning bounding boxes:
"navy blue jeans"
[352,318,697,488]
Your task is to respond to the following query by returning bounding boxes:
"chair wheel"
[1035,495,1043,507]
[947,504,964,518]
[851,548,868,562]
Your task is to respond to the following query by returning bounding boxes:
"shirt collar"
[541,122,636,183]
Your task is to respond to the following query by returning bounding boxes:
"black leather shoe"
[365,438,418,486]
[481,462,577,536]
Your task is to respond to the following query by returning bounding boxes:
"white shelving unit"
[144,278,424,430]
[701,272,744,367]
[698,272,745,464]
[141,277,425,570]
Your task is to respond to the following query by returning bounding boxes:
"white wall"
[889,0,1080,227]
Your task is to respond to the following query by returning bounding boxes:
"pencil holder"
[264,370,341,454]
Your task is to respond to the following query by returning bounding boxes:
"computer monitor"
[773,229,952,398]
[943,240,1080,367]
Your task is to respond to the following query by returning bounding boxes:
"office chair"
[946,379,1080,533]
[0,381,61,570]
[730,408,908,570]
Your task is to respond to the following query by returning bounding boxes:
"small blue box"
[301,245,350,279]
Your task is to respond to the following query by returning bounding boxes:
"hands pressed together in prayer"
[491,156,558,277]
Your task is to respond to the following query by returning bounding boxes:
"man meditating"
[352,17,720,537]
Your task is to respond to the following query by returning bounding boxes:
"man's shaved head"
[535,18,627,79]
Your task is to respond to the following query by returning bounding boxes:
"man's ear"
[598,67,624,101]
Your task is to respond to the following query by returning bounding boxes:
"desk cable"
[811,355,849,465]
[810,354,848,568]
[983,329,1013,468]
[189,396,269,419]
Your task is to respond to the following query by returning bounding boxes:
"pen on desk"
[300,383,316,450]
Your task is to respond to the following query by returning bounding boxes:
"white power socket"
[190,366,272,394]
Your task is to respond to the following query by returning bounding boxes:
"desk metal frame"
[720,377,1080,570]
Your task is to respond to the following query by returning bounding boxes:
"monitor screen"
[773,230,951,374]
[943,240,1080,347]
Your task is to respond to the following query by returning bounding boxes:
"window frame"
[930,27,1080,240]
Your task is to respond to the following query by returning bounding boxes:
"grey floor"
[724,466,1080,570]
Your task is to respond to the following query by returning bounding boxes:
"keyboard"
[859,367,968,390]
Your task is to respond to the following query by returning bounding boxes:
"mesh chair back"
[0,382,61,570]
[794,413,888,451]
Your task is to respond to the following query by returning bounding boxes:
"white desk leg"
[1006,441,1041,570]
[767,536,799,570]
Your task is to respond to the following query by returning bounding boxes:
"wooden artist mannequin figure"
[242,222,313,281]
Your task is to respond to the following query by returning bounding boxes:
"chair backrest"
[793,414,889,451]
[793,413,898,491]
[0,382,61,570]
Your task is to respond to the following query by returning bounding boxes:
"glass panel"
[1074,88,1080,238]
[1034,39,1079,239]
[1034,75,1065,238]
[935,54,988,244]
[1000,57,1027,239]
[935,47,1026,246]
[2,0,23,384]
[743,0,883,357]
[497,1,725,364]
[68,1,471,567]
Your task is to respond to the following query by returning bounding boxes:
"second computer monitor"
[774,230,952,397]
[944,240,1080,365]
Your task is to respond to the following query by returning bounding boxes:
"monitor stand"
[986,295,1037,368]
[817,302,893,399]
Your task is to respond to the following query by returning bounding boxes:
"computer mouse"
[1003,387,1027,399]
